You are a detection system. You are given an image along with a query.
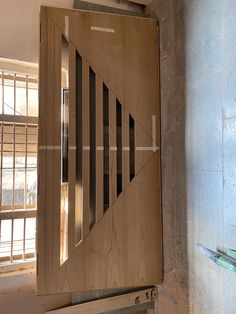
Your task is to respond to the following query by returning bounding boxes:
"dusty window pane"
[28,80,38,117]
[4,77,14,115]
[13,219,24,257]
[26,169,37,206]
[16,77,26,116]
[2,154,13,169]
[15,153,25,168]
[15,169,25,205]
[2,169,13,206]
[0,220,11,259]
[27,153,37,167]
[25,218,36,254]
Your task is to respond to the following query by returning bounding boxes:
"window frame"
[0,58,38,273]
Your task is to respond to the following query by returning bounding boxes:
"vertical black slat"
[89,67,96,229]
[75,51,83,243]
[103,83,109,212]
[116,99,122,196]
[62,89,69,182]
[129,115,135,181]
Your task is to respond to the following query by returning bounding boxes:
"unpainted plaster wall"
[146,0,236,313]
[0,0,73,63]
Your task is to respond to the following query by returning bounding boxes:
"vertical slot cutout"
[60,36,69,264]
[129,115,135,181]
[103,84,109,212]
[116,99,122,196]
[89,68,96,229]
[75,51,83,244]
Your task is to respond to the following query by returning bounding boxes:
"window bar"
[24,125,28,210]
[10,219,14,263]
[23,218,26,260]
[0,123,3,209]
[2,71,4,115]
[26,75,29,116]
[14,73,16,115]
[12,124,16,211]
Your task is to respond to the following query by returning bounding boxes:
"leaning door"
[37,5,162,295]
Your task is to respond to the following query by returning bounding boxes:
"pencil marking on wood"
[90,26,115,33]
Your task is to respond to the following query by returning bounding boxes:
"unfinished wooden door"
[37,5,162,295]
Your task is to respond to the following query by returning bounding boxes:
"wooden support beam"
[0,114,38,125]
[0,209,36,220]
[46,287,157,314]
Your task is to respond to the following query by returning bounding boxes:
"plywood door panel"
[37,6,162,295]
[46,7,159,140]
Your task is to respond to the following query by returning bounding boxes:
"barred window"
[0,70,38,271]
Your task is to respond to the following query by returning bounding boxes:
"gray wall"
[147,0,236,313]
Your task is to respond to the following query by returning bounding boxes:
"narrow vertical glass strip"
[103,84,109,212]
[89,67,96,229]
[116,99,122,196]
[129,115,135,181]
[75,51,83,244]
[60,36,69,264]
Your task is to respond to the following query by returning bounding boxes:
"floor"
[146,0,236,313]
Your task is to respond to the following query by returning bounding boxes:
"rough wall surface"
[146,0,236,313]
[0,0,73,63]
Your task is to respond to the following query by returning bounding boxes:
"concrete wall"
[146,0,236,313]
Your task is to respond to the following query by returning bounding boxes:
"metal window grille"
[0,70,38,270]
